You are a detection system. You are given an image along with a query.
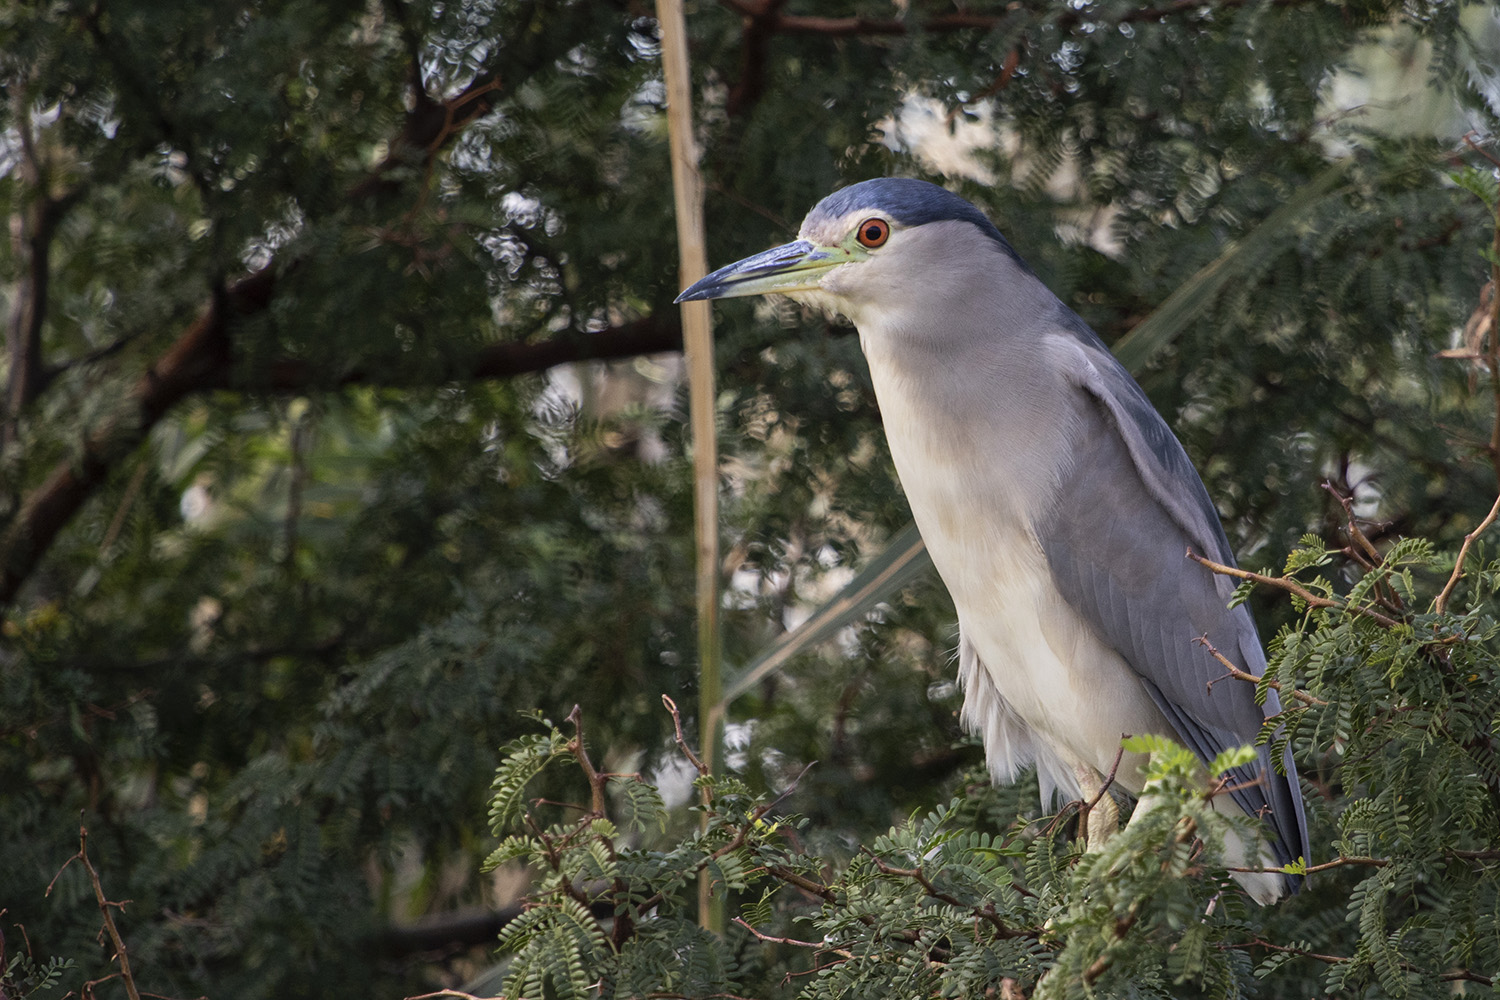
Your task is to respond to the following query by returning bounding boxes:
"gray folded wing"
[1036,309,1310,882]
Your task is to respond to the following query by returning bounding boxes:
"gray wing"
[1037,310,1309,882]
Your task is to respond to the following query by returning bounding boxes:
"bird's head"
[675,178,1031,330]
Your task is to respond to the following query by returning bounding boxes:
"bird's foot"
[1075,763,1120,849]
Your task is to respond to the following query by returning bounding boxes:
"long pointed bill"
[675,240,852,302]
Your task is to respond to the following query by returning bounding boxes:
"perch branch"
[1187,550,1399,629]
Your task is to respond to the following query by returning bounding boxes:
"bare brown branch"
[4,82,83,446]
[47,825,142,1000]
[0,274,253,607]
[1226,854,1386,876]
[731,916,842,954]
[1187,549,1400,629]
[0,298,680,610]
[661,694,709,776]
[717,0,1318,122]
[1239,936,1349,965]
[1460,134,1500,486]
[1196,635,1326,707]
[1435,492,1500,615]
[1320,482,1407,615]
[565,704,608,817]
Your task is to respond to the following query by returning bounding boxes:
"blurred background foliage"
[1,0,1499,997]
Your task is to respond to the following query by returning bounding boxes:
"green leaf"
[1207,744,1257,777]
[488,731,569,835]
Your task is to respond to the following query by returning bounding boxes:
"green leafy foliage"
[3,0,1500,997]
[487,526,1500,998]
[0,953,74,1000]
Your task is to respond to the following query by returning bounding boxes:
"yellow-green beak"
[675,240,853,302]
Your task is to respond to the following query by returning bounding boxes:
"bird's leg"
[1074,763,1120,850]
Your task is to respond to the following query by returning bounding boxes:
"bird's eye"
[855,217,890,248]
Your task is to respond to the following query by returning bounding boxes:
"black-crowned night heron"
[678,178,1309,903]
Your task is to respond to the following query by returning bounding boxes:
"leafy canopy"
[1,1,1498,998]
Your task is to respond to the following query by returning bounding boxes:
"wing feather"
[1037,314,1310,883]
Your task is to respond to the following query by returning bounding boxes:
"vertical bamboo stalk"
[655,0,724,933]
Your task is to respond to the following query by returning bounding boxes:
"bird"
[676,177,1310,903]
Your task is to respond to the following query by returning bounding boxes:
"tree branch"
[4,83,83,446]
[716,0,1319,128]
[1434,492,1500,615]
[262,316,682,392]
[719,0,1002,38]
[1196,635,1326,707]
[1187,549,1401,629]
[47,825,142,1000]
[0,275,254,607]
[861,849,1033,941]
[0,41,686,612]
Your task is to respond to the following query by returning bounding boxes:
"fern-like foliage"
[485,522,1500,999]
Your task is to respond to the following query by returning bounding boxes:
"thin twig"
[1240,937,1349,965]
[1207,775,1268,803]
[1476,134,1500,487]
[565,704,607,816]
[1225,854,1386,876]
[100,458,150,557]
[47,825,142,1000]
[1188,550,1399,629]
[731,917,843,954]
[1434,492,1500,615]
[1321,482,1405,614]
[1196,635,1326,706]
[1465,131,1500,170]
[762,760,817,816]
[1322,483,1385,568]
[661,694,708,775]
[861,850,1032,940]
[945,46,1020,123]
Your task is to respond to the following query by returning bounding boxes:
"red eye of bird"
[855,217,890,248]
